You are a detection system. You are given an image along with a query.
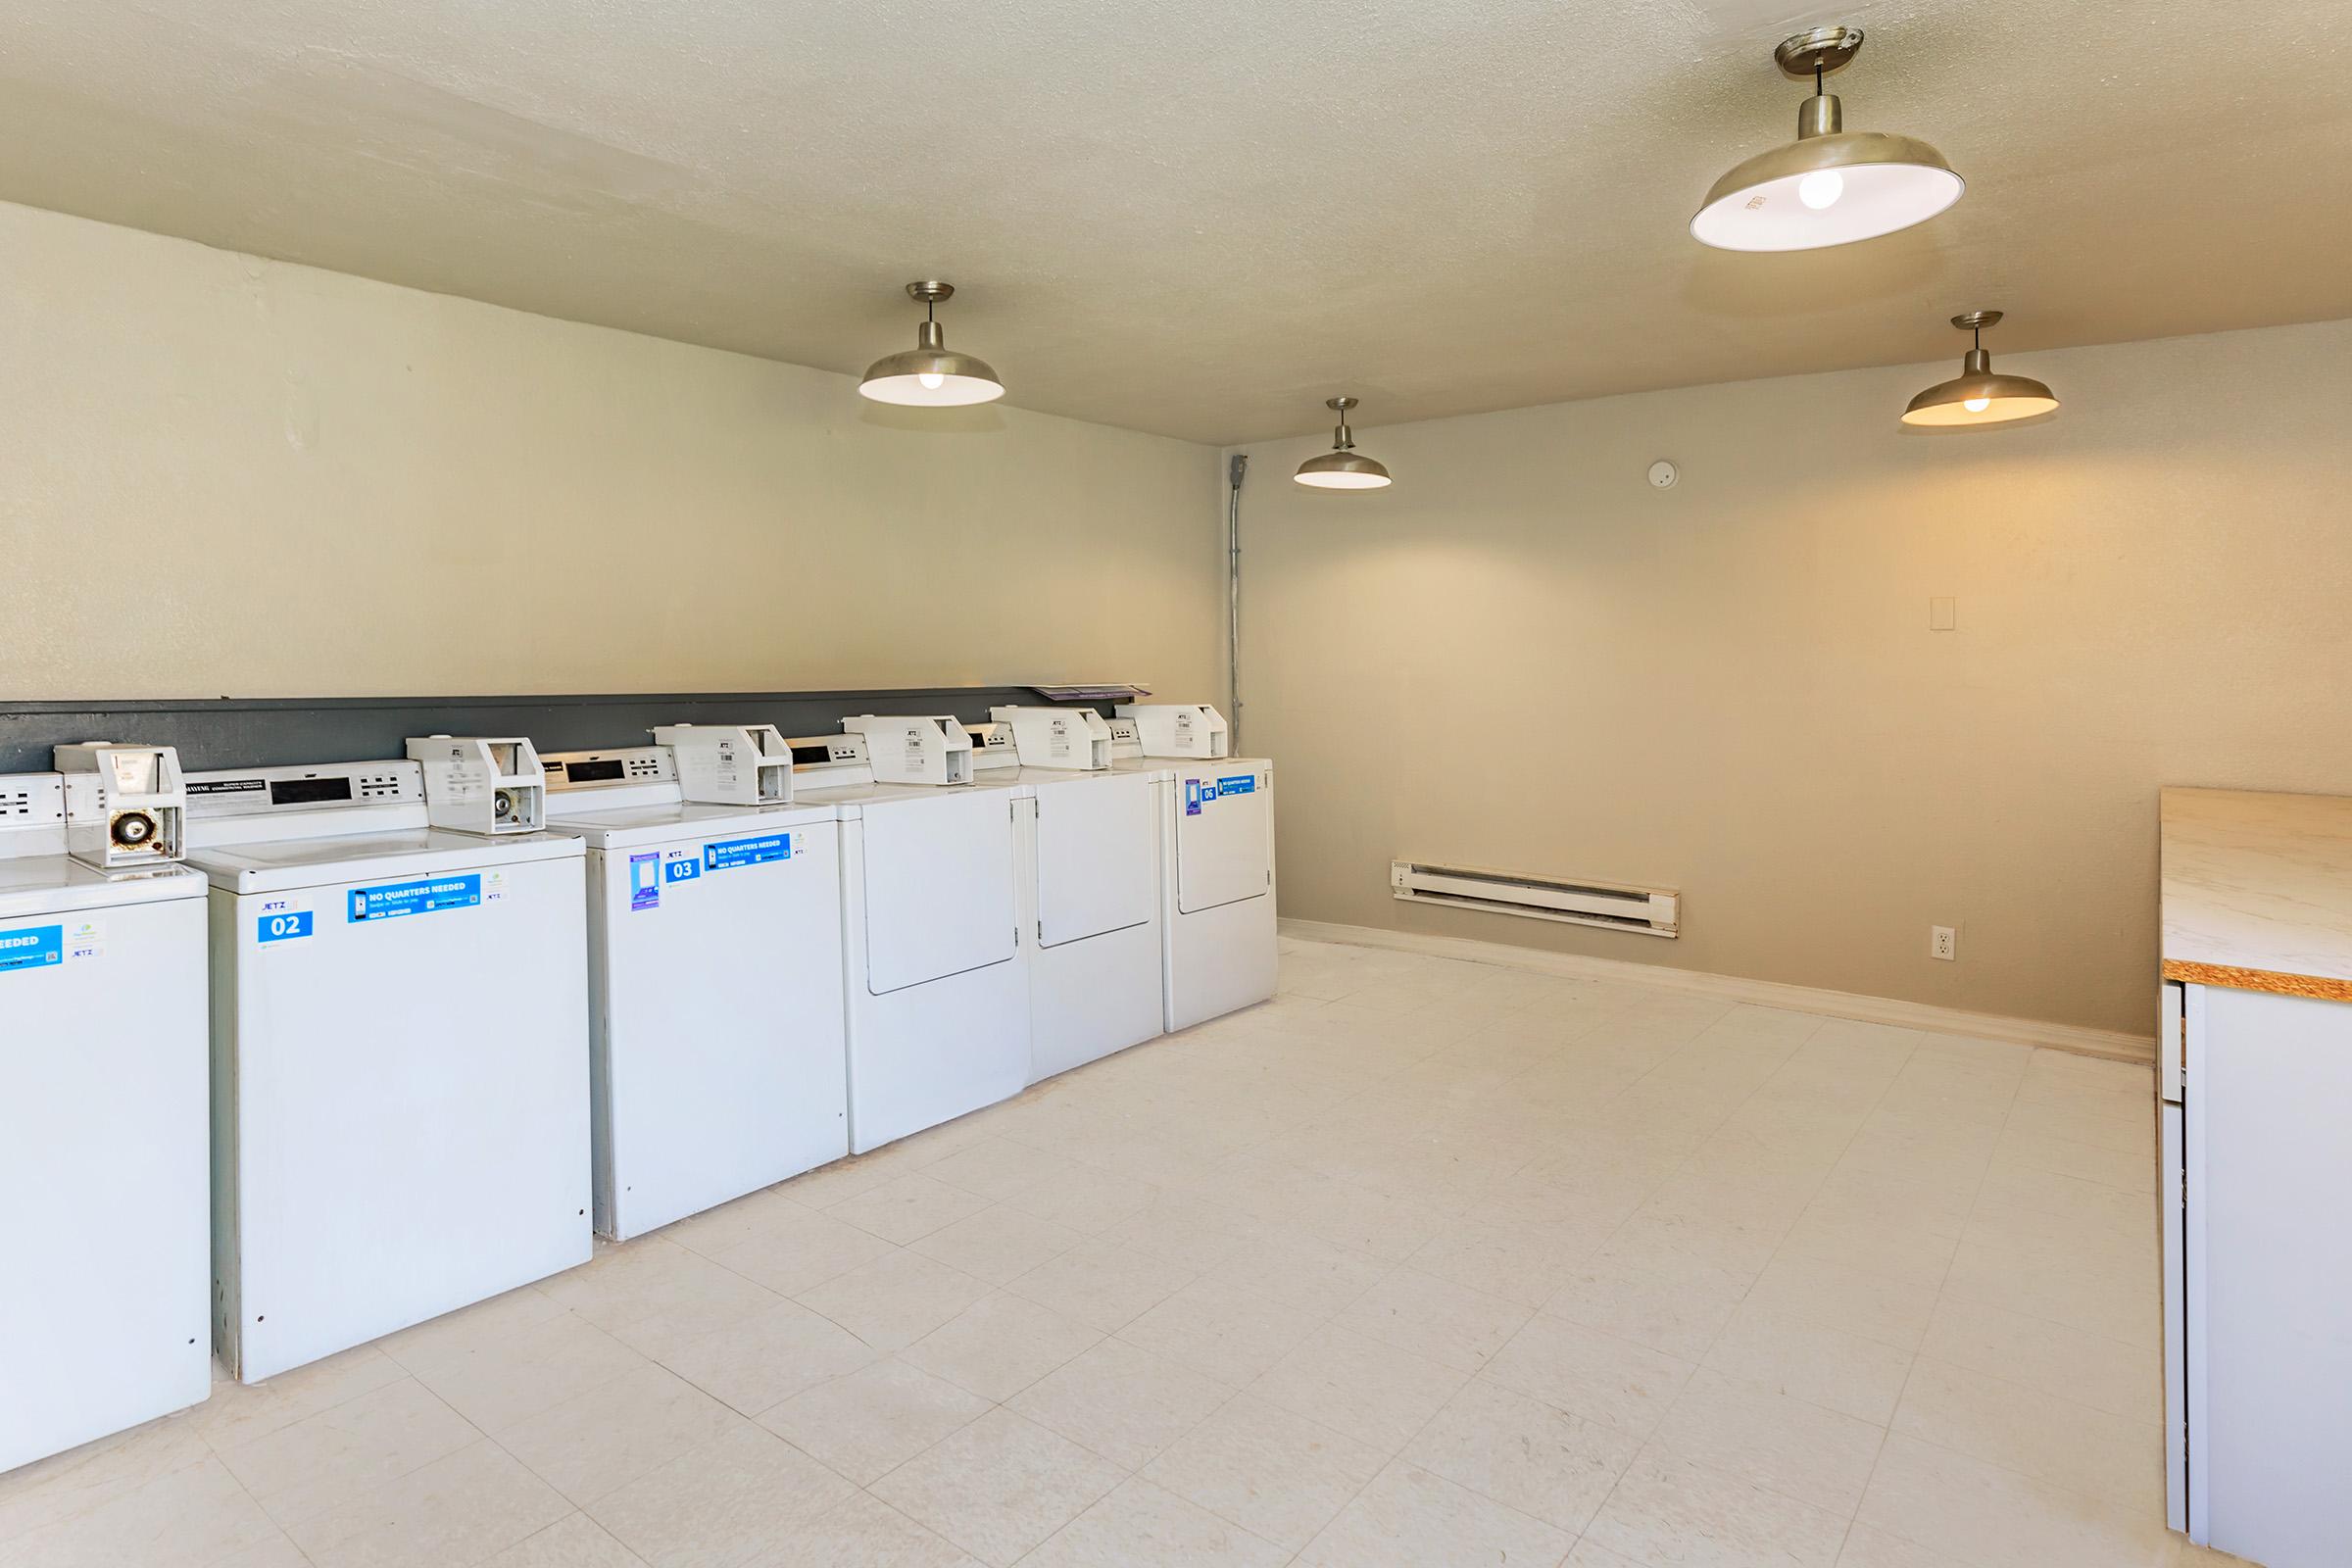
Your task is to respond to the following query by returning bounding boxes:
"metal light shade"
[1692,131,1963,251]
[858,333,1004,406]
[1901,312,2059,427]
[1294,450,1393,489]
[1294,395,1392,490]
[1902,359,2059,427]
[858,282,1004,406]
[1691,26,1963,252]
[858,354,1004,406]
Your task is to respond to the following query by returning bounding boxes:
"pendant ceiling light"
[1293,397,1392,490]
[1902,311,2059,428]
[858,280,1004,406]
[1691,25,1963,252]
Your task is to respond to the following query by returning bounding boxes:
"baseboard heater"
[1390,859,1680,938]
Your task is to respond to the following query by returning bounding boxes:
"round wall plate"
[1648,460,1679,489]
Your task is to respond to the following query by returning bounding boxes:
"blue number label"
[259,911,315,944]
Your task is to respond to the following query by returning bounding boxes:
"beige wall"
[13,190,2347,1036]
[0,200,1223,699]
[1235,319,2352,1036]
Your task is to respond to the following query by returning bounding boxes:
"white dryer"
[1111,705,1278,1031]
[184,740,590,1382]
[2,754,210,1473]
[978,710,1165,1082]
[793,717,1030,1153]
[540,724,846,1240]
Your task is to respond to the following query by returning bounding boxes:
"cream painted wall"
[1235,319,2352,1036]
[0,200,1223,699]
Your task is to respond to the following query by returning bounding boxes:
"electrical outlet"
[1931,925,1958,961]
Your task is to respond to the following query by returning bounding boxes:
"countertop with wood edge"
[2161,787,2352,1002]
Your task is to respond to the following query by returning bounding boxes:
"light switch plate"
[1929,597,1957,631]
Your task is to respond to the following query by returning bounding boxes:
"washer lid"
[795,776,1033,818]
[0,858,208,920]
[548,799,836,849]
[184,827,582,894]
[1008,766,1149,790]
[1152,755,1273,787]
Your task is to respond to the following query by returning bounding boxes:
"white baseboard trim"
[1279,917,2155,1065]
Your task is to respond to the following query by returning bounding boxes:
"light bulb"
[1964,397,1990,414]
[918,371,945,391]
[1796,169,1844,210]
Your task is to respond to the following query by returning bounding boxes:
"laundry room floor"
[4,937,2251,1568]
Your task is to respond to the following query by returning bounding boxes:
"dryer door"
[1176,765,1271,915]
[861,791,1018,994]
[1036,773,1156,948]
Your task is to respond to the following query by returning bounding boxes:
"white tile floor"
[1,936,2258,1568]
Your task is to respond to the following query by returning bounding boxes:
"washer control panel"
[183,761,424,819]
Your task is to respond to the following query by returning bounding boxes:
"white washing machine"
[2,753,210,1473]
[1111,705,1278,1031]
[539,724,846,1240]
[976,710,1165,1082]
[184,739,591,1382]
[793,717,1031,1153]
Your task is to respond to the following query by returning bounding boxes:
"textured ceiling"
[2,1,2347,444]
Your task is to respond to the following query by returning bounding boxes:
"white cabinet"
[2165,977,2352,1567]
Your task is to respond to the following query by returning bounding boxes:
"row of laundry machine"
[0,704,1274,1475]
